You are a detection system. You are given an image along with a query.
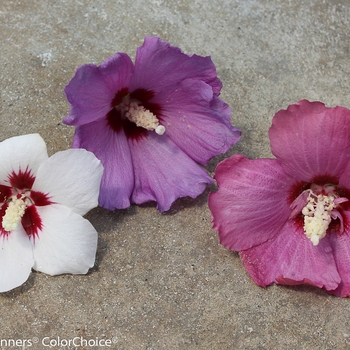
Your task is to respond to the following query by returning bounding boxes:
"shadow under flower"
[0,273,36,297]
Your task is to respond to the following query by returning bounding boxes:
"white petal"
[32,204,98,275]
[32,149,103,216]
[0,229,34,292]
[0,134,48,184]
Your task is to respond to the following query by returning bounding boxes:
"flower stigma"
[301,189,336,246]
[2,195,29,232]
[124,101,165,135]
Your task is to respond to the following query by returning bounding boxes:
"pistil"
[301,190,335,246]
[124,102,165,135]
[2,195,27,231]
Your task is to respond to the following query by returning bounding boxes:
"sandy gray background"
[1,0,350,349]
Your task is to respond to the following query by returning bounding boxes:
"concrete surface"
[1,0,350,349]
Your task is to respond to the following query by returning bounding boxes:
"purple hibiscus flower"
[63,36,241,212]
[209,100,350,297]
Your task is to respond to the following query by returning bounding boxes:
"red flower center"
[289,175,350,243]
[0,168,52,239]
[107,88,163,140]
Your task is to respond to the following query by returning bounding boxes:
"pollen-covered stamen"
[124,102,165,135]
[302,190,335,246]
[2,195,28,231]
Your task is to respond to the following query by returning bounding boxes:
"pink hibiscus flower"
[63,36,241,212]
[209,100,350,297]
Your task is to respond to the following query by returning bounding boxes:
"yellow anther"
[2,196,27,232]
[302,190,335,246]
[125,102,165,135]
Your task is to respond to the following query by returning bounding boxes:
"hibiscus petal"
[0,229,34,292]
[269,100,350,181]
[98,52,134,93]
[130,36,222,95]
[32,149,103,216]
[32,204,98,275]
[209,155,293,250]
[0,134,48,184]
[155,78,241,165]
[64,53,134,126]
[327,213,350,297]
[338,161,350,189]
[240,221,341,291]
[129,132,213,212]
[70,118,134,210]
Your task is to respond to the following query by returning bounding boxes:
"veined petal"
[32,149,103,216]
[64,53,134,126]
[0,229,34,292]
[0,134,48,185]
[64,65,113,126]
[328,213,350,297]
[98,52,134,93]
[32,204,98,275]
[240,221,341,291]
[269,100,350,181]
[155,78,241,165]
[338,161,350,189]
[71,118,134,210]
[129,132,213,212]
[130,36,222,95]
[209,155,293,251]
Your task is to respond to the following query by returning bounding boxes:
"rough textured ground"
[1,0,350,349]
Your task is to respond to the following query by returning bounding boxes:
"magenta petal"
[289,191,309,219]
[129,132,213,212]
[209,155,293,251]
[130,36,222,95]
[155,78,241,165]
[328,213,350,297]
[269,100,350,181]
[64,53,134,126]
[240,221,341,290]
[72,118,134,210]
[338,161,350,189]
